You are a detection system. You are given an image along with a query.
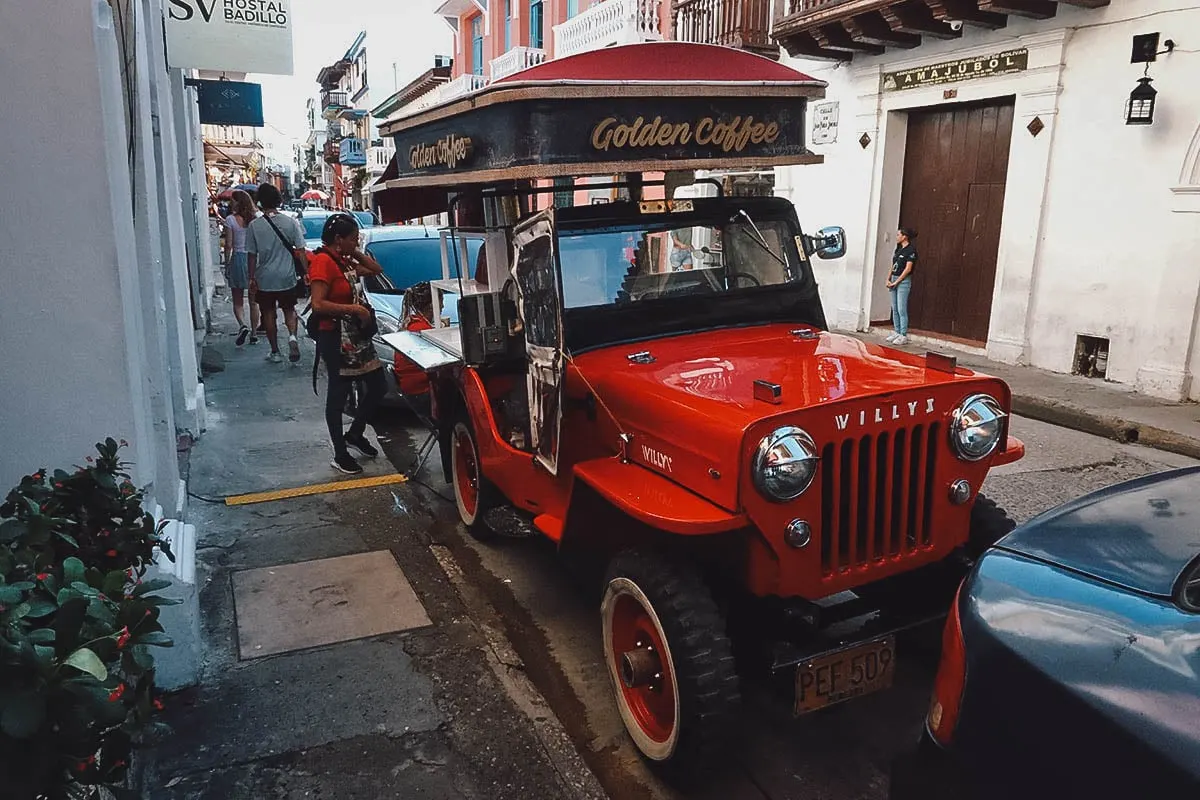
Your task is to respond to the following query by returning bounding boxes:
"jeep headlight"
[753,427,819,502]
[950,394,1006,461]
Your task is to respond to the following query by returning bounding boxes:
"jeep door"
[511,209,564,475]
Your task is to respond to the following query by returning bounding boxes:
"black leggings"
[317,331,386,456]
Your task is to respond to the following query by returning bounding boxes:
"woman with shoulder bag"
[308,214,386,475]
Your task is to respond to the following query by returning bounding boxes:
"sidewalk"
[137,297,605,799]
[859,329,1200,460]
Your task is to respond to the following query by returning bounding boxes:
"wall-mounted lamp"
[1126,77,1157,125]
[1127,33,1175,126]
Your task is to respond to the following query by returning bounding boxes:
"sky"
[251,0,454,154]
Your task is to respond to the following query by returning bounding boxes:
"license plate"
[794,636,896,715]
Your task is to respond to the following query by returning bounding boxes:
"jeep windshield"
[555,197,826,354]
[558,218,802,309]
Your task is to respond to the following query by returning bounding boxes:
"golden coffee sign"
[591,115,781,154]
[409,133,474,170]
[882,48,1028,92]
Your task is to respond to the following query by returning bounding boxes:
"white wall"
[778,1,1200,399]
[0,0,203,688]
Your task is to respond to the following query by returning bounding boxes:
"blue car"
[892,467,1200,799]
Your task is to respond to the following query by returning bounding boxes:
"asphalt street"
[375,413,1196,800]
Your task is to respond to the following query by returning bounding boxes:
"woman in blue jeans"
[887,227,917,345]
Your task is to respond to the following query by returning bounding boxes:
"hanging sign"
[193,79,264,126]
[882,48,1028,92]
[165,0,295,75]
[811,101,839,144]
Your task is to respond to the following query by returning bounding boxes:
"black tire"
[449,418,499,541]
[967,493,1016,558]
[601,550,741,773]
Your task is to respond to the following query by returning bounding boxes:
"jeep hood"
[569,323,992,508]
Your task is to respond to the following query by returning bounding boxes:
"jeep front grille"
[819,424,940,575]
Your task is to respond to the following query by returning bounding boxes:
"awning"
[377,42,826,191]
[369,154,449,223]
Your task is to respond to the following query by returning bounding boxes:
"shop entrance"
[898,97,1014,342]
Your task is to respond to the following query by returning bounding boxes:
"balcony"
[326,123,345,142]
[673,0,777,58]
[436,72,490,103]
[773,0,1110,61]
[339,137,367,167]
[322,140,339,164]
[368,142,394,174]
[489,46,548,81]
[554,0,663,59]
[321,90,349,119]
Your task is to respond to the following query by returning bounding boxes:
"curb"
[1011,394,1200,461]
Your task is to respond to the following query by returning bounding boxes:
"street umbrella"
[215,183,260,201]
[301,189,329,201]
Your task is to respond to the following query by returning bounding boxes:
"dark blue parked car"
[892,467,1200,800]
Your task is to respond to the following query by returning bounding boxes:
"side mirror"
[811,226,846,260]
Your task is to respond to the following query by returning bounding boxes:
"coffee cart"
[374,42,1023,771]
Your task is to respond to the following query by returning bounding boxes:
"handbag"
[261,212,308,284]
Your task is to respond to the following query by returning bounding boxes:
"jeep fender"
[570,457,748,536]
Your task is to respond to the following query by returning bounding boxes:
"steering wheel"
[725,272,762,288]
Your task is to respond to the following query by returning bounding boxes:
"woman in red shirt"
[309,214,385,474]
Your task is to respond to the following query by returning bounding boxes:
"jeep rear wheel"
[450,420,496,540]
[601,551,740,768]
[968,493,1016,558]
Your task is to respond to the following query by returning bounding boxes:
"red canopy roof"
[494,42,820,86]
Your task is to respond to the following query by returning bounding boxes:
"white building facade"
[774,0,1200,400]
[0,0,210,688]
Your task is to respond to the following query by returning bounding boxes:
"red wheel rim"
[453,426,479,518]
[609,591,676,744]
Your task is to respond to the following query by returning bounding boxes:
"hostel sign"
[882,49,1028,92]
[165,0,295,75]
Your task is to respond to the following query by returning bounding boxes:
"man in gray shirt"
[247,183,309,363]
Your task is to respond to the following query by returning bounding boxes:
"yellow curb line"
[224,473,409,506]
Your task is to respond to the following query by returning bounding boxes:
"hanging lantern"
[1126,77,1157,125]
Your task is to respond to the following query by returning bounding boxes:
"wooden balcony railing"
[673,0,777,56]
[773,0,1111,62]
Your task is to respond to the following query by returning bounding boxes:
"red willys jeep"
[377,43,1025,769]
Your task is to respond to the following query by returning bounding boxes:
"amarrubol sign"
[165,0,294,76]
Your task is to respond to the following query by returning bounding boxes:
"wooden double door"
[898,98,1015,343]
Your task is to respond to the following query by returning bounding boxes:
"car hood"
[366,290,405,323]
[568,323,1002,509]
[998,467,1200,597]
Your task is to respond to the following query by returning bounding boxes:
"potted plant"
[0,438,177,800]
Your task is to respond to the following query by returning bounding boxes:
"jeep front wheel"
[450,420,496,539]
[601,551,741,767]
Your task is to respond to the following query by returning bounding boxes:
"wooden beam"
[816,23,886,55]
[1057,0,1109,6]
[881,1,962,40]
[979,0,1056,19]
[779,30,854,62]
[928,0,1008,29]
[845,12,922,48]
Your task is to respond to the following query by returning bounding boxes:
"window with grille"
[471,15,484,76]
[529,0,544,49]
[553,177,574,208]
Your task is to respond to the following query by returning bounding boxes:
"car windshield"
[352,211,376,229]
[556,217,805,310]
[365,236,483,293]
